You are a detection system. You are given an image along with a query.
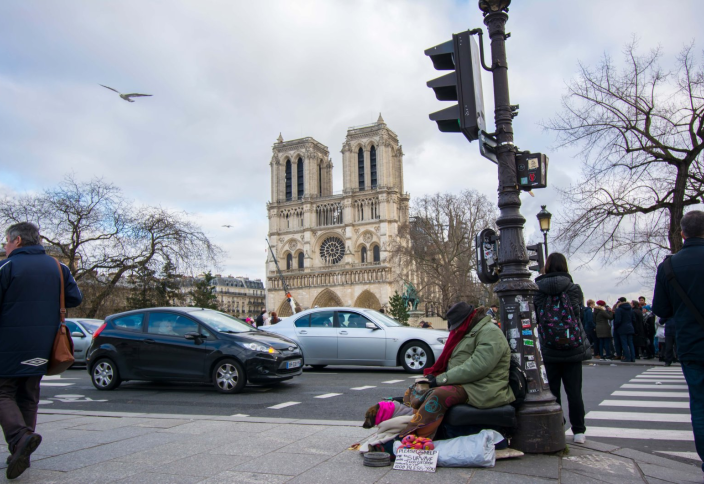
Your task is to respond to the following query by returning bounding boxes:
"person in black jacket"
[653,210,704,473]
[0,222,82,479]
[631,300,647,359]
[534,253,590,444]
[613,297,636,362]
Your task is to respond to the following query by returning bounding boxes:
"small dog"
[363,403,380,429]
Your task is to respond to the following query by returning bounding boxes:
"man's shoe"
[5,454,30,468]
[594,356,601,360]
[573,433,586,444]
[6,432,41,480]
[665,362,672,367]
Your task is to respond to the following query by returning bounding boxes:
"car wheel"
[212,359,246,394]
[310,365,328,370]
[400,342,434,373]
[91,358,121,391]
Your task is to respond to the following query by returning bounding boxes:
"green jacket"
[435,316,515,409]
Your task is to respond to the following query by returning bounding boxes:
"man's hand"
[427,375,438,388]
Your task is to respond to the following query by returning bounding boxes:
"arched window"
[373,245,380,263]
[286,253,293,270]
[285,160,292,201]
[298,252,304,269]
[361,246,367,263]
[358,148,365,191]
[318,164,323,195]
[370,145,377,189]
[297,157,304,199]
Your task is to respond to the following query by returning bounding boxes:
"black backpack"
[508,358,527,409]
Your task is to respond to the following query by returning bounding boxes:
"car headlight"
[242,342,280,354]
[437,337,448,345]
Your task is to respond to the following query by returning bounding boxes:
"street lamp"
[536,205,552,259]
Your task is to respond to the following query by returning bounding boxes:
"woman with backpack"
[534,253,590,444]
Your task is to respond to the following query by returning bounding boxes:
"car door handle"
[144,339,155,344]
[299,331,308,334]
[339,331,348,335]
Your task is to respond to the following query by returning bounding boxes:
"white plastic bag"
[432,430,504,468]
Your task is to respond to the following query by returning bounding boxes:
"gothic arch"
[311,288,343,308]
[276,299,293,317]
[354,290,381,310]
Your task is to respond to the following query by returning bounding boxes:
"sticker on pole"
[393,448,439,473]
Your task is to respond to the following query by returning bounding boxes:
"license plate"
[286,359,302,369]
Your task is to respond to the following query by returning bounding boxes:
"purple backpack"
[538,292,583,350]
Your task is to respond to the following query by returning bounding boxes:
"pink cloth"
[375,401,396,426]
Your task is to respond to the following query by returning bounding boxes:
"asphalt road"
[39,363,698,463]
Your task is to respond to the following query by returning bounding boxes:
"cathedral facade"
[265,115,410,316]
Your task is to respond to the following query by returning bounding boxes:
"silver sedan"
[64,318,104,364]
[264,307,449,373]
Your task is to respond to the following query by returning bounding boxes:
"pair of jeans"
[597,337,612,358]
[544,361,586,435]
[0,376,41,452]
[613,335,622,358]
[619,334,635,362]
[681,361,704,472]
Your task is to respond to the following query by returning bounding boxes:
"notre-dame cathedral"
[265,115,410,316]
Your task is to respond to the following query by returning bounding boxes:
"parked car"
[86,307,303,394]
[64,318,104,365]
[265,307,449,373]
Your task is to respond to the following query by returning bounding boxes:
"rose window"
[320,236,345,264]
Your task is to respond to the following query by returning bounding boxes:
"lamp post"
[478,0,565,453]
[536,205,552,260]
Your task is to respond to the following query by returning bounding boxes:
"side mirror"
[366,322,379,330]
[184,332,203,341]
[71,332,85,338]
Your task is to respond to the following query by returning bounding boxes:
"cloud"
[1,0,701,302]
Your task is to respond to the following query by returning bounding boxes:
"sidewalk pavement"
[588,358,681,367]
[1,410,701,483]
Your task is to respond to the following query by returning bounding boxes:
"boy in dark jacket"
[0,222,82,479]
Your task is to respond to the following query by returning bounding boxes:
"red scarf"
[424,309,478,376]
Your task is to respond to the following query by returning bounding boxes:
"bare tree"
[545,40,704,276]
[389,190,498,317]
[0,176,221,317]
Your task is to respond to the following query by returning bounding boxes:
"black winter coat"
[653,237,704,363]
[533,272,590,363]
[614,303,635,335]
[632,307,647,346]
[0,245,83,377]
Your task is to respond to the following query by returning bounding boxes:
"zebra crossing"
[568,366,700,462]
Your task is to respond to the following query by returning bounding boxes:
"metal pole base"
[510,395,566,453]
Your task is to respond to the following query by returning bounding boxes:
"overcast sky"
[1,0,702,304]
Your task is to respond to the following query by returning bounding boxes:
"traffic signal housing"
[527,243,545,274]
[425,31,486,142]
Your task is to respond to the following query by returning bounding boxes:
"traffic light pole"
[480,4,565,453]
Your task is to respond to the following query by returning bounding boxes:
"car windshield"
[363,309,402,327]
[78,320,103,334]
[191,310,257,333]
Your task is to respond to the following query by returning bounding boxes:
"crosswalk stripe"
[566,427,693,441]
[655,451,702,462]
[268,401,300,409]
[611,391,689,398]
[381,380,405,384]
[39,383,74,387]
[630,379,686,384]
[600,400,690,409]
[646,370,683,373]
[231,414,249,417]
[586,411,691,423]
[621,383,688,389]
[635,375,685,379]
[350,386,377,390]
[314,393,342,399]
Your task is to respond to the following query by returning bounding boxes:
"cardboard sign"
[393,448,439,473]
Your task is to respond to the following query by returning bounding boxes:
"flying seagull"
[222,225,233,228]
[100,84,152,102]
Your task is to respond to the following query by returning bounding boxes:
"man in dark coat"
[631,300,647,359]
[653,210,704,473]
[0,222,82,479]
[613,298,636,362]
[642,305,656,359]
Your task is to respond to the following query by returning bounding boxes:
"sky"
[1,0,702,305]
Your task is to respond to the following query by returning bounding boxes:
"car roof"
[290,307,374,317]
[105,307,212,321]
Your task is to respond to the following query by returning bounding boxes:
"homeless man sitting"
[399,303,515,440]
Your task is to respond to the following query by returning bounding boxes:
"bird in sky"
[222,225,233,228]
[100,84,152,103]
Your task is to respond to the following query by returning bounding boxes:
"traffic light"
[527,243,544,273]
[425,30,486,142]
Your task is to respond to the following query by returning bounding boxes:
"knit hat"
[596,300,606,307]
[445,302,475,331]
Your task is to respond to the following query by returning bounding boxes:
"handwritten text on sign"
[393,448,439,473]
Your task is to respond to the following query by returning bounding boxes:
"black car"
[85,307,303,394]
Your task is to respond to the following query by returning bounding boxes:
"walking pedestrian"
[655,317,667,360]
[652,210,704,474]
[0,222,83,480]
[631,300,647,359]
[255,308,266,328]
[534,253,590,444]
[613,297,636,362]
[594,300,614,359]
[642,305,656,359]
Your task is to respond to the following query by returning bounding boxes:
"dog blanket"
[375,401,395,426]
